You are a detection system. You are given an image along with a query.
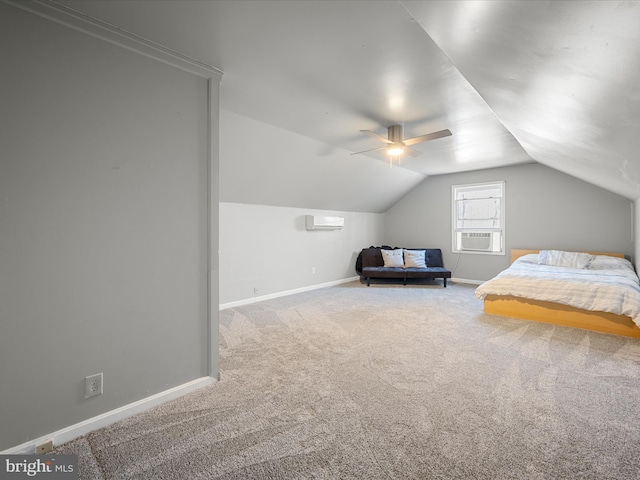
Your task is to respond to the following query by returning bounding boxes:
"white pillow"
[381,249,404,267]
[538,250,594,269]
[404,249,427,268]
[588,255,633,271]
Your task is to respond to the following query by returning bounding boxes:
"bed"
[475,249,640,338]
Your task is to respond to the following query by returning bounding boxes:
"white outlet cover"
[85,373,103,399]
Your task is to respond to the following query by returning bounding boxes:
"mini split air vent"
[305,215,344,230]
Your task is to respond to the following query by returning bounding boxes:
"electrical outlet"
[36,440,53,455]
[253,287,259,295]
[85,373,103,399]
[311,267,316,274]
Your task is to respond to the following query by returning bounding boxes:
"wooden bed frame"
[483,249,640,338]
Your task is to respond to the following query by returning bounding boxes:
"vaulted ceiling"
[58,0,640,212]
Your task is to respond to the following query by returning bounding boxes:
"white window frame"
[452,181,505,255]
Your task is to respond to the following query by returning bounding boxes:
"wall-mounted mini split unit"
[305,215,345,230]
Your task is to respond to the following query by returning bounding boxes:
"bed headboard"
[511,249,625,263]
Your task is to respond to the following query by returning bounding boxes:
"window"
[452,181,505,255]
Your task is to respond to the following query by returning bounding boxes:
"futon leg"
[443,278,447,287]
[367,277,370,286]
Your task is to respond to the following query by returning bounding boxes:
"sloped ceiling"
[403,0,640,200]
[55,0,640,212]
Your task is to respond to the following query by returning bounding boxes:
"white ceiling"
[57,0,640,212]
[404,0,640,199]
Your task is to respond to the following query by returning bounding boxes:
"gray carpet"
[55,281,640,479]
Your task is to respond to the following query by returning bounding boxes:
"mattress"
[475,253,640,328]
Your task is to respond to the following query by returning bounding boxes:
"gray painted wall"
[636,200,640,266]
[219,202,384,305]
[219,110,426,213]
[0,4,216,450]
[384,163,634,282]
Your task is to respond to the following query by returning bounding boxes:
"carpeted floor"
[54,281,640,479]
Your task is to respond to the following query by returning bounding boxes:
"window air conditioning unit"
[460,232,492,252]
[305,215,344,230]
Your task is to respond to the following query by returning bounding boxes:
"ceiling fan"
[351,125,452,166]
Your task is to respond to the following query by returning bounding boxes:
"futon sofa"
[357,247,452,287]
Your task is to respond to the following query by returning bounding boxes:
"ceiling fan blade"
[360,130,393,144]
[350,146,386,155]
[403,129,452,146]
[404,146,423,158]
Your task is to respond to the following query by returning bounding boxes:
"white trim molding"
[451,277,484,285]
[220,277,361,310]
[1,0,223,79]
[2,377,217,455]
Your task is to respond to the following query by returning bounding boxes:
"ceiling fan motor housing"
[388,125,403,143]
[387,125,405,155]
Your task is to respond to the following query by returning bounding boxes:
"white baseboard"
[220,276,360,310]
[451,277,484,285]
[2,376,217,455]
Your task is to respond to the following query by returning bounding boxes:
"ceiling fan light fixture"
[387,145,404,156]
[352,125,451,161]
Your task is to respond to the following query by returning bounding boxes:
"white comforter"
[475,254,640,328]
